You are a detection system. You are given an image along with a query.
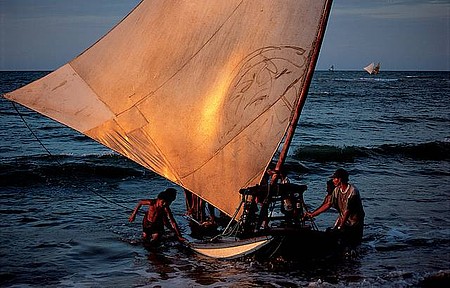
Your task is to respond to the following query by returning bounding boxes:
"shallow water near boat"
[1,71,449,287]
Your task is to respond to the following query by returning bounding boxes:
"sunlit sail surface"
[5,0,332,218]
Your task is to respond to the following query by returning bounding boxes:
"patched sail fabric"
[5,0,332,217]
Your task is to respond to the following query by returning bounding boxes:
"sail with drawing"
[364,62,381,75]
[4,0,334,259]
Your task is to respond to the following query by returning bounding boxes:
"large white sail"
[5,0,332,218]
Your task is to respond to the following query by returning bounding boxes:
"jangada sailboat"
[364,62,381,75]
[4,0,336,260]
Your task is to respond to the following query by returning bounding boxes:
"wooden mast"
[271,0,333,182]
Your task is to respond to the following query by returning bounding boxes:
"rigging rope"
[11,102,133,212]
[12,102,60,164]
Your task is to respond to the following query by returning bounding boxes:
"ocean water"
[1,70,449,287]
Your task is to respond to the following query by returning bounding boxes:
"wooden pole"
[271,0,333,184]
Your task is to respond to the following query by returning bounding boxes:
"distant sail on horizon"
[364,62,381,75]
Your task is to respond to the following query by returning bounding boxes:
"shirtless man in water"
[129,188,185,245]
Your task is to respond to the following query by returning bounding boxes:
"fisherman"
[305,168,365,248]
[129,188,185,245]
[184,189,218,237]
[322,179,335,204]
[184,189,216,225]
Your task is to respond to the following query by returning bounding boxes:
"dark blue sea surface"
[1,71,449,287]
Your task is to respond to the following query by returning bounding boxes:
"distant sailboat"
[364,62,380,75]
[328,65,334,72]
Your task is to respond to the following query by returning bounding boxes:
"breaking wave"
[2,141,449,187]
[293,141,450,162]
[0,154,155,187]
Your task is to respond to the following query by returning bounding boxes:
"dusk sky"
[0,0,448,71]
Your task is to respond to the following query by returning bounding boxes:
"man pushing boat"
[129,188,185,245]
[305,168,365,249]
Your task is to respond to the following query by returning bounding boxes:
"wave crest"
[0,154,153,187]
[294,141,450,162]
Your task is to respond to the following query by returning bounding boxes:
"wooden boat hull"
[256,228,341,261]
[189,236,274,260]
[189,227,340,261]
